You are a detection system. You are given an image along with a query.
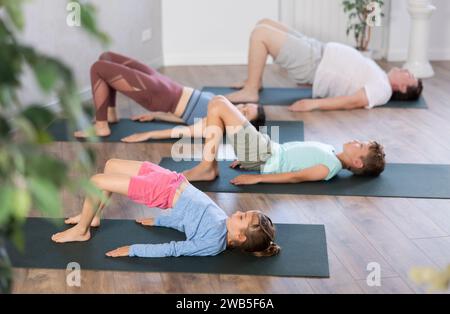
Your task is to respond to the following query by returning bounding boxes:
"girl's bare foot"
[226,87,260,104]
[74,121,111,138]
[183,163,219,182]
[65,214,101,227]
[136,218,155,226]
[51,225,91,243]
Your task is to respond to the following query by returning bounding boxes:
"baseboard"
[163,53,252,66]
[387,49,450,62]
[45,87,92,113]
[147,56,164,69]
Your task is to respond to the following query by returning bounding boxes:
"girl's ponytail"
[252,242,281,257]
[238,212,281,257]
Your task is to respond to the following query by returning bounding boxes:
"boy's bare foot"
[51,225,91,243]
[65,214,101,227]
[74,121,111,138]
[231,81,247,89]
[230,80,263,91]
[183,163,219,182]
[226,87,260,104]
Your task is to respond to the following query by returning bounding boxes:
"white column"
[403,0,436,78]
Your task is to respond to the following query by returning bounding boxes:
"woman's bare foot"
[183,163,219,182]
[65,214,101,227]
[74,121,111,138]
[51,225,91,243]
[226,87,260,104]
[107,107,119,124]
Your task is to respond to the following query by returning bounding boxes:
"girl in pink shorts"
[51,159,280,258]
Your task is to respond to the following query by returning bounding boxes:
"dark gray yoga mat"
[7,218,330,278]
[159,159,450,199]
[201,86,428,109]
[46,119,304,144]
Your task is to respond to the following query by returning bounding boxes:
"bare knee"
[90,174,105,188]
[91,61,103,75]
[250,24,270,42]
[91,60,111,78]
[104,159,122,174]
[257,18,275,27]
[208,96,230,114]
[99,51,112,61]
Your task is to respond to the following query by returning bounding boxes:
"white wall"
[280,0,388,59]
[162,0,279,65]
[387,0,450,61]
[18,0,162,106]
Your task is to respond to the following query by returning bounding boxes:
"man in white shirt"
[227,19,422,111]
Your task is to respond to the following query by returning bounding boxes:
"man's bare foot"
[74,121,111,138]
[65,214,101,227]
[226,87,260,103]
[183,163,219,182]
[51,225,91,243]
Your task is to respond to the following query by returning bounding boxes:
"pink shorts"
[127,162,186,209]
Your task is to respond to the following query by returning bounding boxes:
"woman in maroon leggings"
[75,52,265,141]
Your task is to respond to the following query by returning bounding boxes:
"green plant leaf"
[31,59,60,92]
[27,177,61,218]
[0,0,108,260]
[0,185,14,226]
[25,154,68,187]
[12,117,36,142]
[78,2,110,45]
[20,105,55,130]
[10,226,25,252]
[12,188,31,219]
[4,0,25,30]
[0,115,11,138]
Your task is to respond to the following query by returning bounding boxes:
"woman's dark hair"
[238,212,280,257]
[249,105,266,130]
[390,79,423,101]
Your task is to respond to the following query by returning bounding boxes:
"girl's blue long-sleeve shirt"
[129,184,228,257]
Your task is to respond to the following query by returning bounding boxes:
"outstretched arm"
[121,118,206,142]
[106,239,217,258]
[289,89,368,112]
[132,112,184,124]
[230,165,330,185]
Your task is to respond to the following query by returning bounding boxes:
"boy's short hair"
[352,141,386,176]
[249,105,266,130]
[390,79,423,101]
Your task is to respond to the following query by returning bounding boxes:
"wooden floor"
[12,61,450,294]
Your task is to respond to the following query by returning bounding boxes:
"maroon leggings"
[91,52,183,121]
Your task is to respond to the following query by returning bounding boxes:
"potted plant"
[342,0,385,57]
[0,0,108,293]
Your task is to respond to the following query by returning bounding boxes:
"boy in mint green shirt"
[184,96,386,185]
[261,141,343,181]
